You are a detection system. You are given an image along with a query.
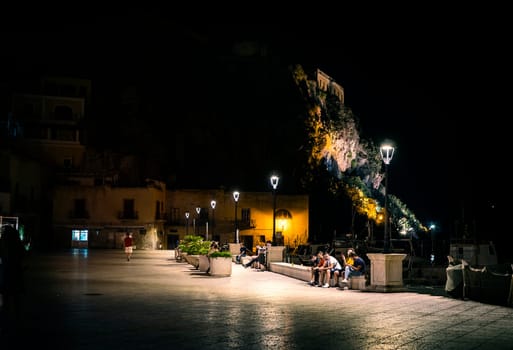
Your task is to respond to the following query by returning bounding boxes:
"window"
[22,103,35,119]
[121,199,137,219]
[54,127,76,141]
[73,198,87,218]
[78,86,87,97]
[170,208,180,225]
[241,208,251,226]
[155,201,161,219]
[72,229,88,241]
[54,105,73,121]
[63,157,73,169]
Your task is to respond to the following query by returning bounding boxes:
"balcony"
[118,211,138,220]
[69,210,90,219]
[155,212,168,221]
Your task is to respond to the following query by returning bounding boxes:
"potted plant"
[198,254,210,272]
[208,251,233,276]
[178,235,211,269]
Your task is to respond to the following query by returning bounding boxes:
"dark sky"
[1,11,510,241]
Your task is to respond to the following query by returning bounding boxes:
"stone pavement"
[2,249,513,350]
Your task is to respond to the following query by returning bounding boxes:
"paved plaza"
[2,249,513,349]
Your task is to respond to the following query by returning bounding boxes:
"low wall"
[270,262,311,282]
[270,263,368,290]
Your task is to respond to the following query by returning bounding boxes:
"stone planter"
[228,243,240,262]
[185,254,200,269]
[366,253,407,292]
[198,255,210,272]
[208,256,232,277]
[268,246,286,263]
[178,251,187,262]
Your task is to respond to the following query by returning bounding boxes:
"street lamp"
[380,143,394,254]
[195,207,201,236]
[233,191,240,243]
[270,175,279,246]
[429,224,436,265]
[185,211,190,235]
[210,200,216,241]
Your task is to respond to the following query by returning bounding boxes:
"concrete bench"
[271,263,311,282]
[350,275,367,290]
[337,275,366,290]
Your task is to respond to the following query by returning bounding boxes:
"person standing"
[124,232,133,261]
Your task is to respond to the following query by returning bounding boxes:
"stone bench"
[350,275,367,290]
[270,263,311,282]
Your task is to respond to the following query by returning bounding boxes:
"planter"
[198,255,210,272]
[208,256,232,277]
[178,252,188,263]
[185,254,200,269]
[366,253,407,292]
[268,246,286,263]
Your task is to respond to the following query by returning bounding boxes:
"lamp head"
[211,200,216,209]
[185,211,190,219]
[270,175,279,190]
[233,191,240,202]
[380,144,395,165]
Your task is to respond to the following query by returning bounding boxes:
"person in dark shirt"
[341,251,366,283]
[243,244,266,269]
[308,251,325,286]
[236,242,248,264]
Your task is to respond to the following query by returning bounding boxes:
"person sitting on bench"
[243,244,266,269]
[341,250,366,283]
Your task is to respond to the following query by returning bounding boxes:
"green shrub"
[209,251,232,258]
[178,235,211,255]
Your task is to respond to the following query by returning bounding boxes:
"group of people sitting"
[235,241,272,270]
[309,249,366,288]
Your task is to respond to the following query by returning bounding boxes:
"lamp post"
[210,200,216,241]
[233,191,239,243]
[195,207,201,236]
[429,224,436,265]
[380,144,394,254]
[270,175,279,246]
[185,211,190,235]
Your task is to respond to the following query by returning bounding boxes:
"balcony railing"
[155,212,168,221]
[69,210,90,219]
[118,211,138,220]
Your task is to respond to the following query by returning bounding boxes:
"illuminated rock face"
[292,64,427,235]
[297,66,381,188]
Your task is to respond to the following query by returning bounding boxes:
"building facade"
[2,75,309,252]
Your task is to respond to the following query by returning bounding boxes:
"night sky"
[1,10,510,256]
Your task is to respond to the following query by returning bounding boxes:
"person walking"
[124,232,133,261]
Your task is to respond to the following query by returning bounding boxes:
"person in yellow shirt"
[335,248,354,283]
